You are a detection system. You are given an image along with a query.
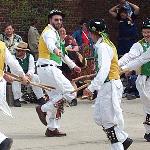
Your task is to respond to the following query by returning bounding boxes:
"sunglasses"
[54,18,62,22]
[16,50,25,52]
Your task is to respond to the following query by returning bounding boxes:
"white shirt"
[0,47,25,80]
[88,38,113,92]
[37,24,76,69]
[119,41,150,71]
[42,24,58,53]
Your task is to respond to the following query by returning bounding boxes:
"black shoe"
[126,94,136,100]
[37,97,46,105]
[0,138,13,150]
[70,99,77,106]
[123,138,133,150]
[144,133,150,142]
[20,100,28,104]
[14,99,21,107]
[136,95,140,98]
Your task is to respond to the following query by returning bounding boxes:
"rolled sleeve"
[121,47,150,71]
[62,54,76,69]
[118,42,143,67]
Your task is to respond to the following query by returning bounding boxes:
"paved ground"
[0,98,149,150]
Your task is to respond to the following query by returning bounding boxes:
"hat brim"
[15,47,30,51]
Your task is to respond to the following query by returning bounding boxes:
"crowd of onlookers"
[0,0,143,107]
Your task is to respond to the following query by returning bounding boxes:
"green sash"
[139,39,150,76]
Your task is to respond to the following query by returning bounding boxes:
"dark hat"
[48,9,65,19]
[88,19,107,33]
[142,18,150,29]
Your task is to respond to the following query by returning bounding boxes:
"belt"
[140,74,150,79]
[37,64,62,70]
[104,78,119,83]
[37,64,53,67]
[104,79,110,83]
[57,66,62,70]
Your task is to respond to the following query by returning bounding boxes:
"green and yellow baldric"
[38,25,66,65]
[139,39,150,76]
[95,31,120,80]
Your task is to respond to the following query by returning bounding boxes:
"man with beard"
[36,10,81,137]
[119,18,150,142]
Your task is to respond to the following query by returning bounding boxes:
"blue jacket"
[72,28,94,56]
[72,28,94,47]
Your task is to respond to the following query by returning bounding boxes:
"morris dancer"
[119,18,150,142]
[36,10,81,137]
[0,41,29,149]
[83,19,132,150]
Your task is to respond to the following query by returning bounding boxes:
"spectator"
[115,0,134,16]
[28,18,40,60]
[109,1,140,100]
[72,19,95,77]
[72,18,94,56]
[11,41,45,107]
[0,23,22,54]
[109,1,140,57]
[59,27,86,106]
[59,27,79,52]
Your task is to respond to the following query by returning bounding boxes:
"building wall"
[0,0,149,43]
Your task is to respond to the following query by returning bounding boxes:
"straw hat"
[15,41,30,51]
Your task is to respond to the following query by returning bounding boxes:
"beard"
[52,23,62,30]
[144,35,150,42]
[146,37,150,43]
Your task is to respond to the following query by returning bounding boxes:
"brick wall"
[0,0,149,43]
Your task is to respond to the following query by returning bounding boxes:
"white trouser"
[0,79,11,144]
[136,75,150,134]
[93,79,128,150]
[0,132,7,144]
[37,65,76,130]
[0,79,12,117]
[12,74,44,100]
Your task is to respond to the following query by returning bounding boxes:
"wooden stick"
[84,80,91,84]
[5,72,55,91]
[38,83,55,89]
[13,78,52,91]
[70,83,90,94]
[72,73,96,82]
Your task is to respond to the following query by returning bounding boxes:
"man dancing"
[119,18,150,142]
[0,41,29,149]
[83,19,132,150]
[36,10,81,137]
